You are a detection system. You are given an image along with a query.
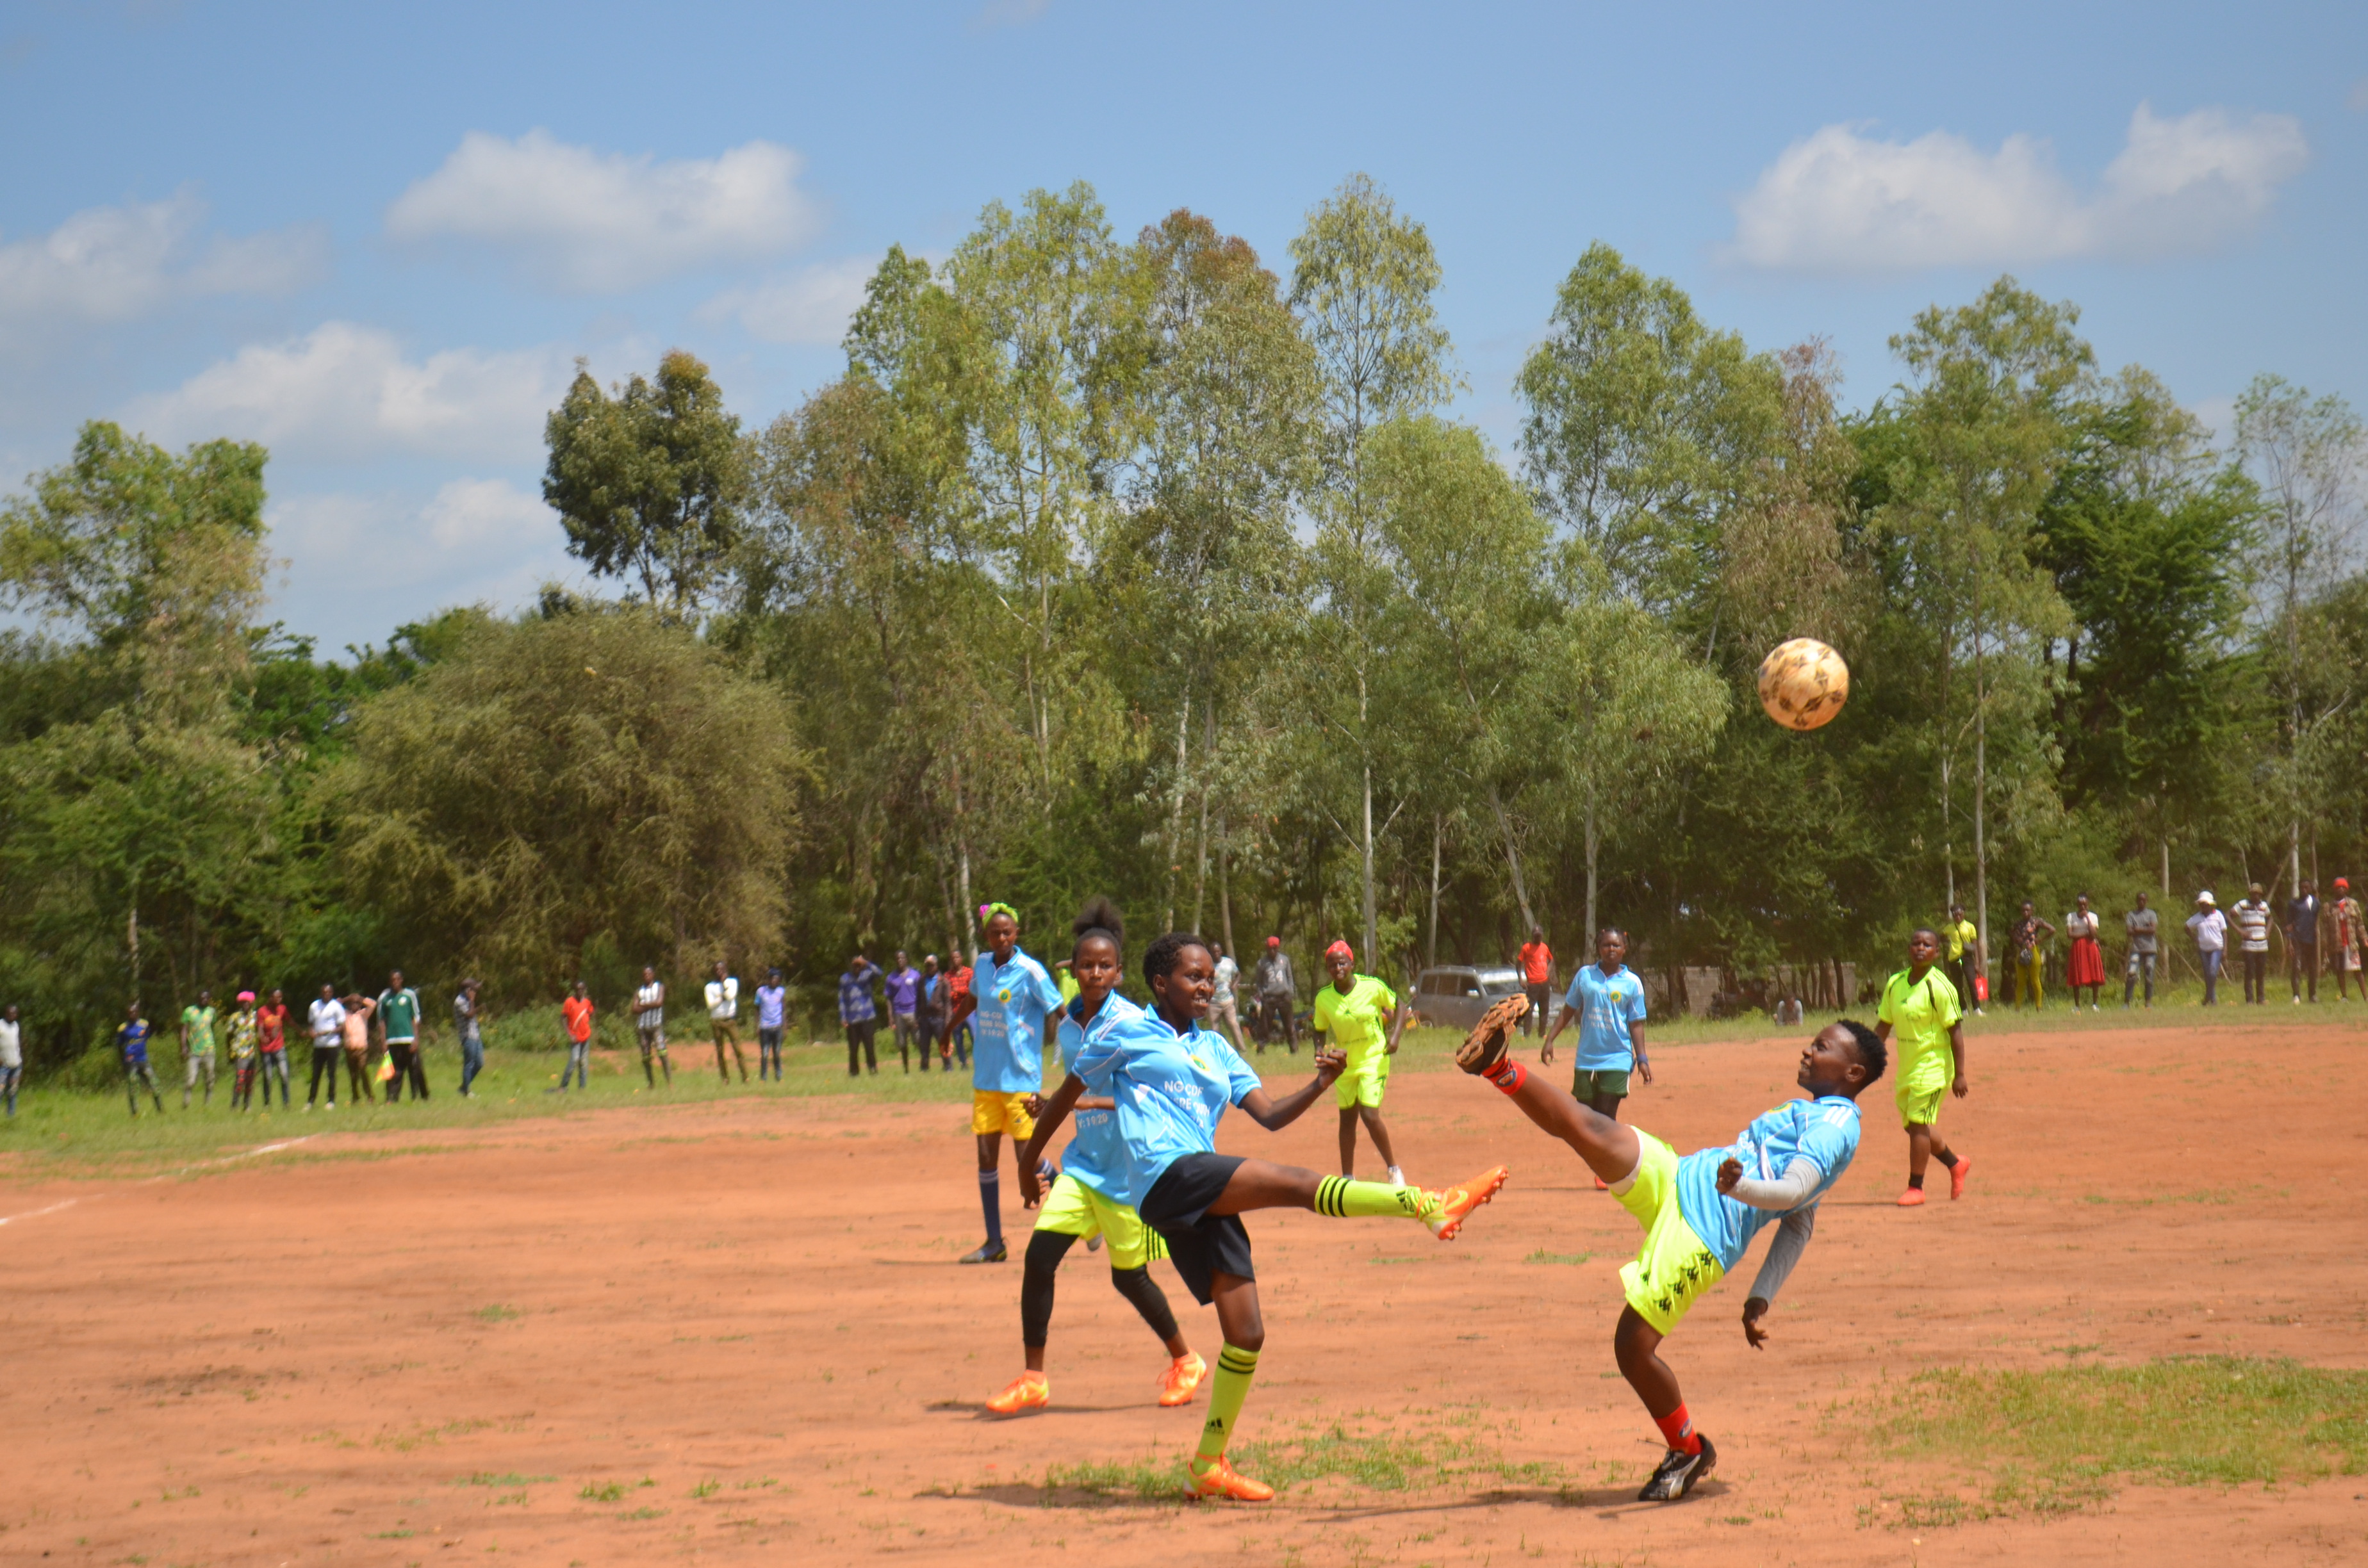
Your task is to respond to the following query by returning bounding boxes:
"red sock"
[1654,1403,1702,1455]
[1484,1059,1527,1095]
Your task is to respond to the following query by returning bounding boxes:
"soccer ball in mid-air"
[1756,638,1849,731]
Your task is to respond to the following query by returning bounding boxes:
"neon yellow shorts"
[1035,1172,1167,1271]
[971,1090,1037,1138]
[1334,1050,1390,1109]
[1615,1130,1727,1335]
[1896,1080,1946,1127]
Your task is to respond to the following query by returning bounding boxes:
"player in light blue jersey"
[944,902,1066,1264]
[984,899,1207,1417]
[1459,1007,1885,1504]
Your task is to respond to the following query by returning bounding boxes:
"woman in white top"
[2063,895,2105,1010]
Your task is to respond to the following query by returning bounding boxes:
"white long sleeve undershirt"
[1724,1155,1823,1305]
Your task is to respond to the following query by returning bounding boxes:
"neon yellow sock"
[1192,1344,1260,1473]
[1313,1175,1435,1221]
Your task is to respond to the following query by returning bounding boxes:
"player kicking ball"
[1457,995,1885,1503]
[1022,932,1508,1502]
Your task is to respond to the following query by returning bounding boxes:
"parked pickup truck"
[1406,965,1527,1032]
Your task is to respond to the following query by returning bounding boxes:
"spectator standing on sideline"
[1517,926,1556,1038]
[2009,902,2053,1009]
[378,970,427,1102]
[179,988,218,1108]
[2188,892,2228,1006]
[1947,903,1983,1015]
[2122,892,2159,1008]
[453,979,486,1097]
[634,966,672,1087]
[2233,885,2273,1004]
[942,952,975,1068]
[839,953,882,1075]
[338,993,377,1104]
[1252,936,1298,1052]
[2334,880,2365,1000]
[916,956,945,1072]
[120,1000,163,1116]
[558,982,594,1091]
[305,984,345,1109]
[755,968,788,1080]
[2287,878,2322,1003]
[256,988,292,1107]
[2063,895,2105,1011]
[705,961,748,1082]
[226,992,260,1111]
[1208,943,1244,1052]
[0,1004,21,1117]
[884,952,923,1070]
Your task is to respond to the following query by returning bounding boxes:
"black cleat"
[959,1239,1008,1264]
[1636,1435,1716,1501]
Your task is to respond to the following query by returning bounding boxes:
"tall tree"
[544,350,751,614]
[1290,173,1456,958]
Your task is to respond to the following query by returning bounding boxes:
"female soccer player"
[945,903,1063,1265]
[1539,927,1652,1189]
[2063,895,2105,1010]
[1458,999,1884,1503]
[985,899,1206,1417]
[1021,932,1506,1501]
[1878,927,1969,1207]
[1310,940,1412,1185]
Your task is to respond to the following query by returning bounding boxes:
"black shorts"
[1139,1152,1251,1305]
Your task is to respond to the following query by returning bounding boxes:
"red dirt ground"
[5,1017,2367,1566]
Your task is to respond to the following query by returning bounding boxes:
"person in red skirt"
[2064,894,2106,1011]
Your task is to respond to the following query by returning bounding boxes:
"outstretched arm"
[1741,1205,1817,1348]
[1237,1047,1345,1130]
[1017,1074,1085,1205]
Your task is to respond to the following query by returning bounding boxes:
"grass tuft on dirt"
[1033,1409,1559,1503]
[1846,1357,2368,1526]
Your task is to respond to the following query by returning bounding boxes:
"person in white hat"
[2186,892,2228,1006]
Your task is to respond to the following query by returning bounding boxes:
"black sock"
[1940,1152,1962,1171]
[1109,1264,1180,1343]
[1907,1173,1925,1189]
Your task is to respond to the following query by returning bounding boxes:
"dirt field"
[5,1016,2366,1566]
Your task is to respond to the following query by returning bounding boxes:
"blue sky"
[4,1,2362,652]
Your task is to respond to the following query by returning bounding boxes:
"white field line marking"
[0,1132,327,1230]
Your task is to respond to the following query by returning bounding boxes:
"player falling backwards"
[1458,993,1885,1502]
[985,898,1207,1417]
[1022,931,1507,1501]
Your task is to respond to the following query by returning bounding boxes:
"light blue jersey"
[970,948,1064,1095]
[1072,1013,1262,1210]
[1565,964,1646,1071]
[1675,1095,1861,1270]
[1054,990,1147,1199]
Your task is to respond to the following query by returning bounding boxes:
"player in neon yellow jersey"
[1877,927,1971,1207]
[1310,940,1413,1186]
[985,898,1206,1417]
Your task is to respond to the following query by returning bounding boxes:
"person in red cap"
[1311,940,1415,1185]
[2335,879,2364,1000]
[1250,936,1298,1052]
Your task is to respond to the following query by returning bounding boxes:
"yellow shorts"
[1896,1079,1946,1127]
[1333,1050,1390,1109]
[971,1090,1037,1138]
[1035,1172,1167,1271]
[1615,1131,1727,1335]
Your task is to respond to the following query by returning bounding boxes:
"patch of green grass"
[1037,1410,1559,1501]
[1523,1249,1591,1266]
[624,1505,666,1519]
[579,1481,627,1502]
[690,1478,719,1499]
[474,1304,520,1323]
[453,1472,554,1487]
[1039,1455,1180,1499]
[1846,1357,2368,1524]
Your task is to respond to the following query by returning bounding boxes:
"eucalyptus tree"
[1289,173,1457,958]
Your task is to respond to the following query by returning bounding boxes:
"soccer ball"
[1755,638,1849,731]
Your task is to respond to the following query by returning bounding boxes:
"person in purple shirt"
[884,951,923,1072]
[755,968,789,1081]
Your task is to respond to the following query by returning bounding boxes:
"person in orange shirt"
[560,982,595,1093]
[1518,926,1556,1038]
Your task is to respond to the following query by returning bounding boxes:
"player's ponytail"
[1074,896,1124,959]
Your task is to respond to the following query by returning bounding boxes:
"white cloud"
[267,478,575,642]
[1728,102,2308,273]
[385,130,821,292]
[0,191,327,331]
[698,256,878,345]
[125,322,571,464]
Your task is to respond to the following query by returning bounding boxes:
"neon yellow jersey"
[1946,920,1977,961]
[1880,967,1962,1092]
[1311,975,1396,1065]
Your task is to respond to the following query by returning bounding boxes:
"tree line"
[3,173,2360,1073]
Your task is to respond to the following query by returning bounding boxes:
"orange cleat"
[1426,1165,1509,1240]
[1593,1175,1609,1191]
[985,1371,1049,1416]
[1896,1188,1926,1207]
[1157,1352,1208,1407]
[1949,1156,1973,1200]
[1186,1455,1275,1501]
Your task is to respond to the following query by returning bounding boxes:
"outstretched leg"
[1203,1157,1503,1239]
